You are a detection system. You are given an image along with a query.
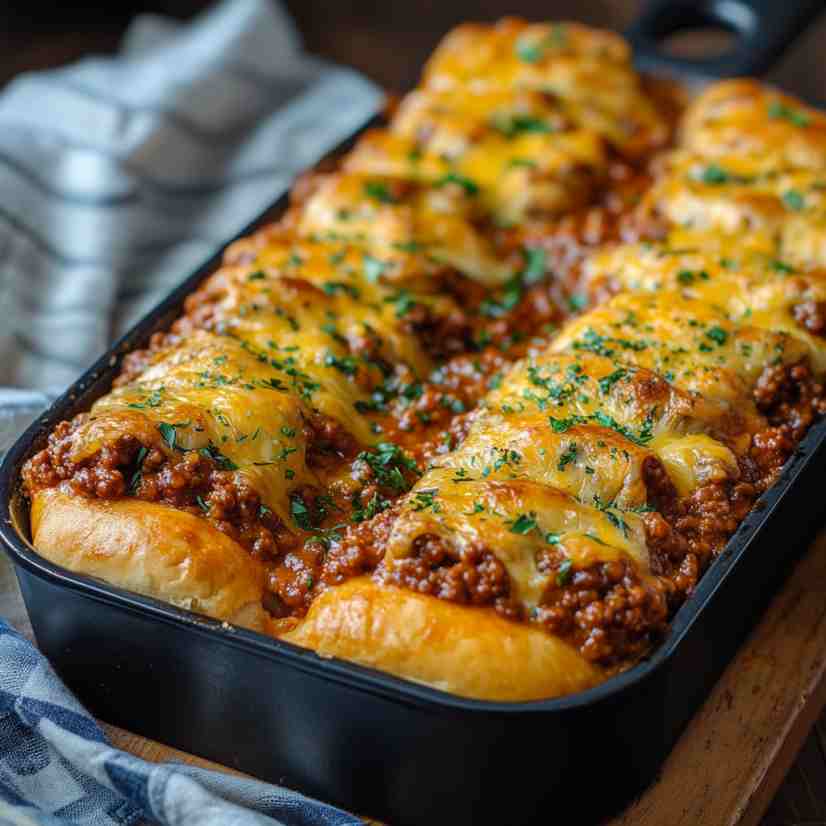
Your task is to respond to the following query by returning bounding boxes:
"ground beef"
[375,532,521,620]
[793,300,826,336]
[320,506,397,586]
[533,556,670,665]
[22,418,294,563]
[302,410,360,468]
[751,361,826,478]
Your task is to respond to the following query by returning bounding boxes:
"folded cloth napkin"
[0,619,362,826]
[0,0,381,822]
[0,0,380,451]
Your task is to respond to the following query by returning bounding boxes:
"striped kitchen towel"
[0,0,381,453]
[0,0,381,822]
[0,617,362,825]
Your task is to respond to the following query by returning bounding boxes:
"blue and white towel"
[0,618,362,825]
[0,0,382,822]
[0,0,381,452]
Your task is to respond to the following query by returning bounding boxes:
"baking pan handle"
[626,0,824,78]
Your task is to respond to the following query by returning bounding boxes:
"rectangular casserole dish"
[2,2,826,823]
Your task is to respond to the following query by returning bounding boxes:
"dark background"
[3,1,826,102]
[3,2,826,823]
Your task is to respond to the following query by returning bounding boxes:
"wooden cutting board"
[3,530,826,825]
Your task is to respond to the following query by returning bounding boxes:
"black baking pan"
[2,2,825,824]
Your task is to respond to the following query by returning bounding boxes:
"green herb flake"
[515,24,566,63]
[322,281,360,299]
[158,422,180,450]
[706,325,729,346]
[782,189,805,212]
[521,247,546,285]
[494,115,553,137]
[324,351,359,376]
[700,164,731,185]
[768,100,810,128]
[557,442,578,471]
[771,259,795,274]
[363,254,388,283]
[290,494,314,531]
[436,171,479,196]
[509,512,538,535]
[411,488,440,513]
[363,181,397,204]
[556,558,573,586]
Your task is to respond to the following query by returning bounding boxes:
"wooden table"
[4,529,826,825]
[3,3,826,823]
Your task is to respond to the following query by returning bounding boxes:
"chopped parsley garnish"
[549,415,586,433]
[480,247,546,317]
[556,558,573,586]
[411,488,440,512]
[324,352,359,376]
[386,289,416,318]
[363,254,388,282]
[258,377,289,392]
[322,281,360,299]
[436,171,479,196]
[128,387,164,410]
[356,442,420,493]
[557,442,578,471]
[247,270,266,281]
[700,164,732,185]
[158,422,185,450]
[514,24,566,63]
[351,491,391,523]
[572,327,647,358]
[509,512,538,535]
[364,181,397,203]
[493,115,554,137]
[677,269,710,285]
[521,247,546,285]
[590,411,654,446]
[197,443,238,471]
[599,368,627,394]
[771,259,795,274]
[768,101,810,127]
[593,494,629,537]
[705,325,729,346]
[782,189,805,212]
[128,446,148,494]
[290,494,314,530]
[392,240,424,253]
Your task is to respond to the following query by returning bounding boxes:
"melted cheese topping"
[345,126,606,226]
[644,80,826,268]
[552,291,808,416]
[297,171,515,286]
[681,79,826,173]
[420,19,667,158]
[585,234,826,372]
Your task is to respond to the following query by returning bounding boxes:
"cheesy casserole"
[22,20,826,700]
